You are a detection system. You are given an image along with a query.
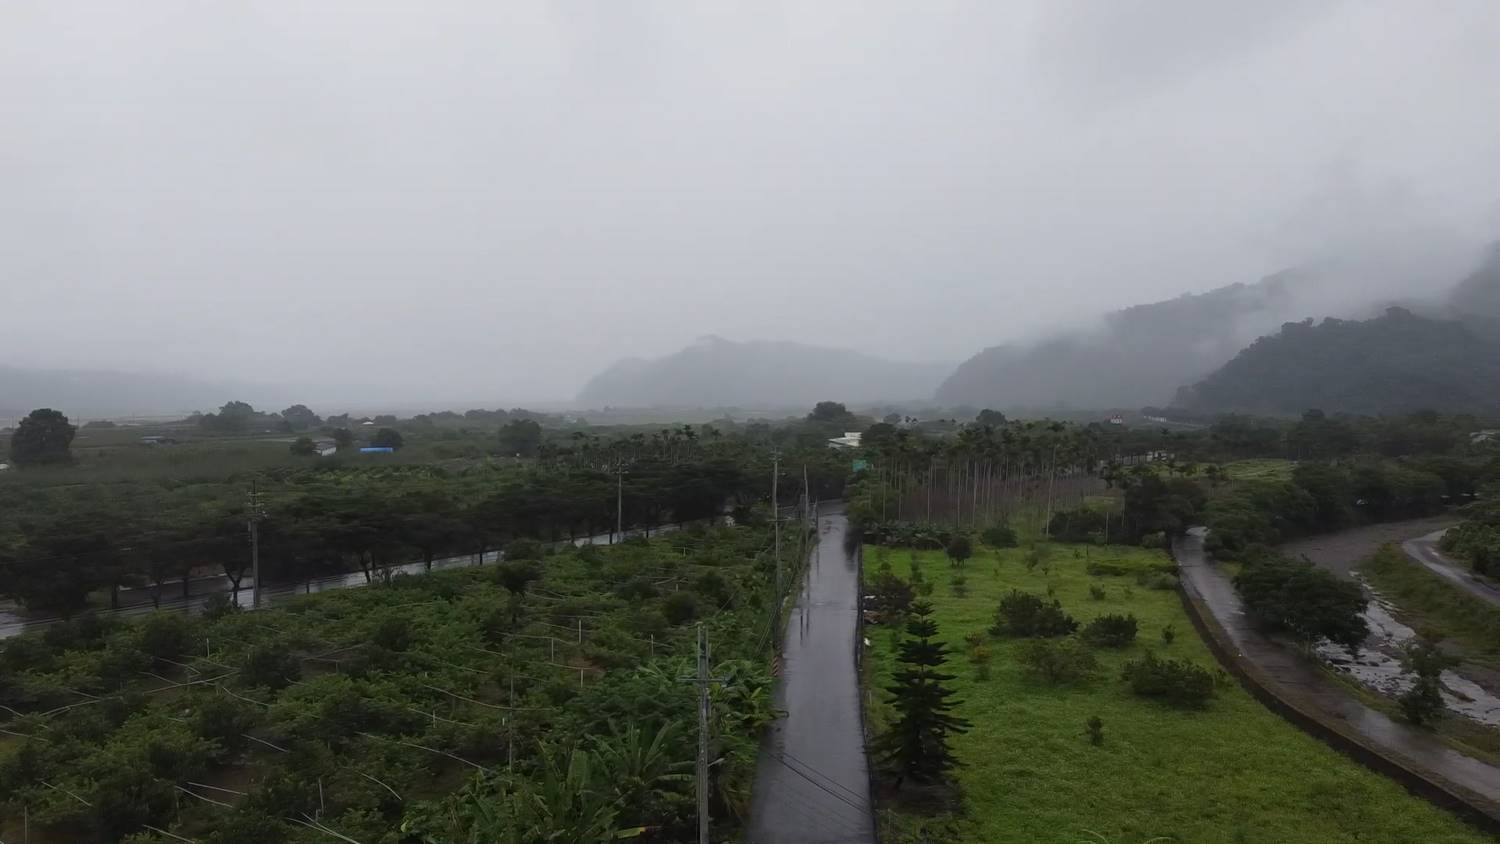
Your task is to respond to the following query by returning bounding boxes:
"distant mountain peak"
[936,271,1310,411]
[576,339,950,409]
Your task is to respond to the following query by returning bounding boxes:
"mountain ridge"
[935,271,1304,410]
[576,336,950,408]
[1170,244,1500,417]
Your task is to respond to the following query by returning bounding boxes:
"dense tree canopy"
[8,407,76,467]
[280,404,322,431]
[371,427,404,450]
[1175,308,1500,417]
[498,418,544,457]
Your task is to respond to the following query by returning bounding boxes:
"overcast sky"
[4,1,1500,404]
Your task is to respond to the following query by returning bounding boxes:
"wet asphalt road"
[746,507,877,844]
[1403,529,1500,606]
[1175,528,1500,812]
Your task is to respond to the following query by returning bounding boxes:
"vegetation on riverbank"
[864,541,1490,844]
[1361,546,1500,665]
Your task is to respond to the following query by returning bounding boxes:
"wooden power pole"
[247,482,266,609]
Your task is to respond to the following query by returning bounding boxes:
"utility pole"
[696,625,710,844]
[247,482,266,609]
[680,624,726,844]
[771,453,781,621]
[615,463,624,544]
[802,463,811,528]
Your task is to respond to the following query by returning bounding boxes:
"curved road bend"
[747,506,877,844]
[1402,529,1500,606]
[1174,528,1500,810]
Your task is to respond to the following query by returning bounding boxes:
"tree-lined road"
[0,522,688,640]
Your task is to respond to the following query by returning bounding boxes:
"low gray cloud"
[2,1,1497,406]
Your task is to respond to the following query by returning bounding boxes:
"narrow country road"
[1174,528,1500,815]
[1402,529,1500,606]
[747,506,877,844]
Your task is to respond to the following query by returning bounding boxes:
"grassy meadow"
[864,540,1490,844]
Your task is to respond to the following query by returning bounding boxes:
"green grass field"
[864,542,1489,844]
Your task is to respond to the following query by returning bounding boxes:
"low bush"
[239,643,301,691]
[1088,559,1178,578]
[503,538,546,561]
[981,523,1019,549]
[662,591,698,625]
[1047,508,1106,543]
[200,593,242,622]
[946,535,974,566]
[865,521,954,549]
[1016,637,1098,684]
[968,644,993,680]
[1121,652,1215,708]
[372,616,412,652]
[869,563,915,618]
[1081,613,1138,648]
[1085,715,1104,746]
[138,612,194,659]
[989,590,1078,638]
[1136,572,1178,591]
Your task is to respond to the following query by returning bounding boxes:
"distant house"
[359,446,395,455]
[827,432,863,450]
[140,436,180,446]
[315,439,337,457]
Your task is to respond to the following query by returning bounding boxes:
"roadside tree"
[9,407,77,467]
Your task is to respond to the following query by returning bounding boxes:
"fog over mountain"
[936,271,1300,410]
[0,366,288,422]
[1172,245,1500,417]
[4,3,1500,408]
[935,238,1493,412]
[577,336,949,409]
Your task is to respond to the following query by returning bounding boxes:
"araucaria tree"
[878,600,970,789]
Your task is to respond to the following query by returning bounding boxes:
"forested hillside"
[576,336,949,408]
[1172,307,1500,416]
[1448,241,1500,334]
[935,272,1299,410]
